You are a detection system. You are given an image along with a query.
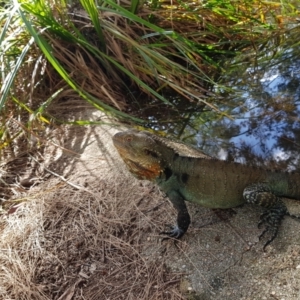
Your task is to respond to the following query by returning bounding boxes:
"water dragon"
[113,129,300,249]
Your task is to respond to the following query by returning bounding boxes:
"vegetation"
[1,0,299,157]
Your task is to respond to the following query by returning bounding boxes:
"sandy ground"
[1,110,300,299]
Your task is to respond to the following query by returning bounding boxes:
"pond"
[142,29,300,170]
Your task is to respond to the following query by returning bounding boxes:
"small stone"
[90,263,96,273]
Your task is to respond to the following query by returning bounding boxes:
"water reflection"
[202,49,300,168]
[147,43,300,170]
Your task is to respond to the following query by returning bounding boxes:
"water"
[143,30,300,170]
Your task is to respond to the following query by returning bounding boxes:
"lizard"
[112,129,300,249]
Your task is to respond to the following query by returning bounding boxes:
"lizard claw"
[160,225,185,240]
[257,205,286,250]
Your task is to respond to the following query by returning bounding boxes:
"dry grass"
[37,3,258,119]
[0,122,185,299]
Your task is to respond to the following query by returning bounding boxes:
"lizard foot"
[286,211,300,220]
[160,225,185,240]
[257,202,287,250]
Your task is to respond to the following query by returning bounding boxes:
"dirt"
[1,109,300,299]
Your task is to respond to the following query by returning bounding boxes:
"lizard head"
[113,130,165,181]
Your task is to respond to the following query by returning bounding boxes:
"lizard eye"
[125,136,132,142]
[144,149,159,158]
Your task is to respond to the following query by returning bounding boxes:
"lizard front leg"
[161,190,191,238]
[243,183,288,249]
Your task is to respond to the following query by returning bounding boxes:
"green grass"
[0,0,299,154]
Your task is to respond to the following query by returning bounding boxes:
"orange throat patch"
[124,158,162,181]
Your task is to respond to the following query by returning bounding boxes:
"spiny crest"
[144,131,211,159]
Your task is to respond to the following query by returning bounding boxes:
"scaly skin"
[113,129,300,249]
